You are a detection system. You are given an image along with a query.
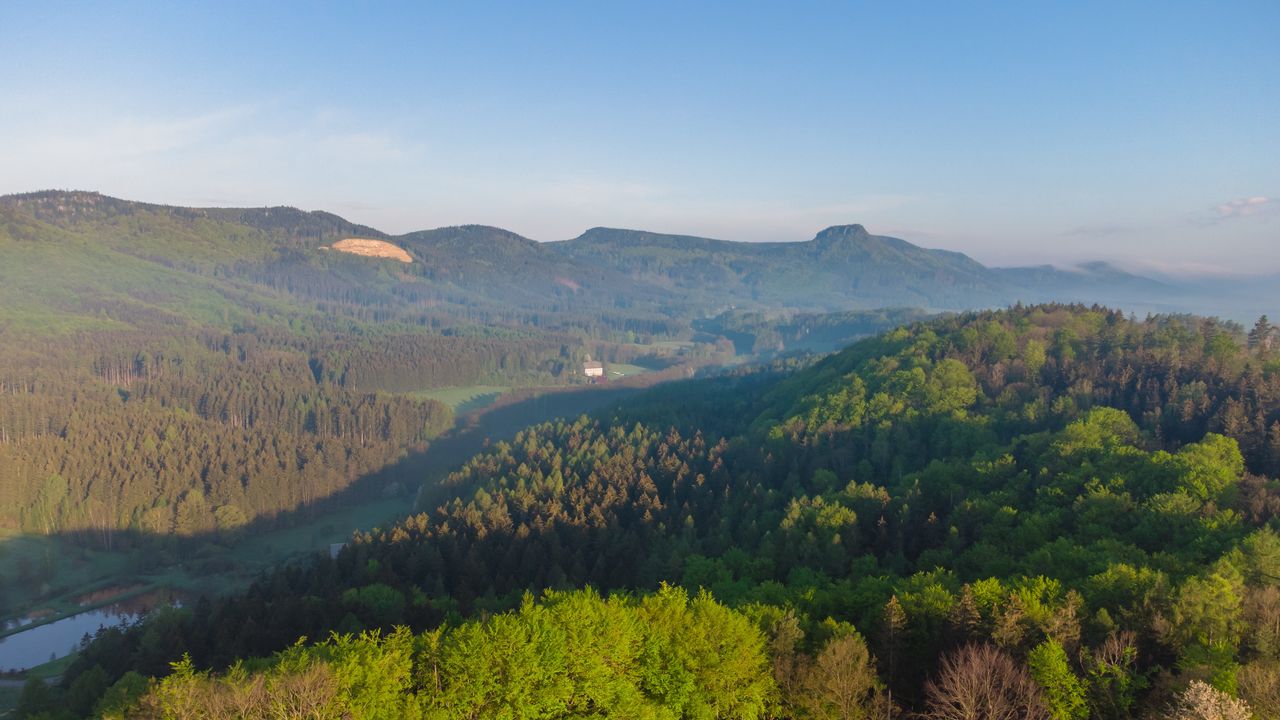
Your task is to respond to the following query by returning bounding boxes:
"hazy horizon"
[2,2,1276,274]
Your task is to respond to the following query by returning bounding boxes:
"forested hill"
[546,224,1007,311]
[0,190,1225,326]
[51,305,1280,719]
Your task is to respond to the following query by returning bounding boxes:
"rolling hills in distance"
[3,189,1260,340]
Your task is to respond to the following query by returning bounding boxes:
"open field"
[646,340,698,351]
[0,531,140,626]
[411,385,510,414]
[606,362,651,378]
[220,496,410,577]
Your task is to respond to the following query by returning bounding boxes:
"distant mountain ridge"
[549,223,1009,310]
[0,190,1263,323]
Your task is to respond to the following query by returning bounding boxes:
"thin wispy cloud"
[1216,196,1273,219]
[1185,195,1277,228]
[1127,258,1246,278]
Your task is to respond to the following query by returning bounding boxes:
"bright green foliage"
[1173,568,1246,651]
[1171,433,1246,502]
[919,358,980,416]
[1027,639,1087,720]
[1172,566,1247,692]
[128,587,774,719]
[1052,407,1140,456]
[1024,339,1048,377]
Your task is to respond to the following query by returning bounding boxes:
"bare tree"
[264,662,340,720]
[1245,585,1280,660]
[1239,661,1280,720]
[919,643,1050,720]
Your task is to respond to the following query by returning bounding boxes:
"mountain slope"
[5,190,1242,330]
[994,261,1180,310]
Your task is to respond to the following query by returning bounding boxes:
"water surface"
[0,592,174,672]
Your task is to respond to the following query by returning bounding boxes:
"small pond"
[0,591,177,672]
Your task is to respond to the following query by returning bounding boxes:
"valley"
[0,377,645,674]
[2,191,1278,718]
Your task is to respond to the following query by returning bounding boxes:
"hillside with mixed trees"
[0,190,1207,559]
[2,190,1236,333]
[22,304,1280,719]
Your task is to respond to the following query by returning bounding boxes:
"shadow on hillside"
[0,385,642,629]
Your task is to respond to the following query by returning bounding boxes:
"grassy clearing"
[220,496,410,578]
[147,493,417,600]
[0,530,141,624]
[24,654,75,682]
[646,340,697,350]
[411,385,509,414]
[606,363,650,378]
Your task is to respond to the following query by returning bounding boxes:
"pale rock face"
[328,238,412,263]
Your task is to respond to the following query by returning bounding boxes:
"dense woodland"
[0,330,454,550]
[10,192,1280,718]
[20,305,1280,718]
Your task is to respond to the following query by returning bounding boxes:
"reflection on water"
[1,615,41,633]
[0,591,177,672]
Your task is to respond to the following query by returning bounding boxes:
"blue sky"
[2,1,1277,273]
